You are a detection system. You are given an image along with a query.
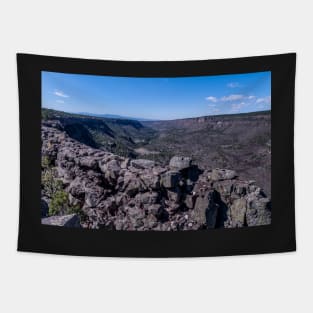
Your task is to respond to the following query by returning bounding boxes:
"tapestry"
[17,53,296,257]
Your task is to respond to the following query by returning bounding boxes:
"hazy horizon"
[42,71,271,120]
[42,106,271,122]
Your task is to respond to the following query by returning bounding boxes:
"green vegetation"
[42,171,62,198]
[41,109,51,120]
[41,155,52,168]
[49,190,68,216]
[41,155,83,217]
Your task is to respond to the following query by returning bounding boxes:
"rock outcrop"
[41,122,271,230]
[41,214,81,228]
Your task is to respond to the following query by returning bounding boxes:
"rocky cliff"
[143,110,271,196]
[41,121,271,230]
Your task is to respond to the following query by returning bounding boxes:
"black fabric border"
[17,53,296,257]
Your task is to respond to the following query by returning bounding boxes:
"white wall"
[0,1,311,312]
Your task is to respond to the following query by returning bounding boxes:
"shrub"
[41,156,52,169]
[41,169,63,198]
[67,204,83,216]
[49,190,69,216]
[41,109,53,120]
[41,156,83,217]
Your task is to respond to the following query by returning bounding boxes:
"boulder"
[68,193,83,207]
[79,156,98,169]
[140,173,160,190]
[41,214,81,227]
[165,202,180,215]
[209,169,237,181]
[154,206,169,222]
[145,204,163,216]
[186,165,201,182]
[125,178,143,197]
[184,194,196,209]
[246,197,271,226]
[192,190,219,228]
[143,214,158,229]
[120,158,130,169]
[126,206,145,229]
[130,159,155,169]
[213,180,234,195]
[98,197,117,215]
[229,198,247,227]
[86,170,103,183]
[84,186,104,207]
[68,177,86,200]
[233,184,247,196]
[167,187,182,204]
[135,192,159,205]
[161,171,181,188]
[115,193,127,206]
[99,159,121,181]
[169,156,192,171]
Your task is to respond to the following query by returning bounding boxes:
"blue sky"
[42,71,271,120]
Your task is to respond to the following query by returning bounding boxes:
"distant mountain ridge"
[78,110,271,122]
[77,112,154,121]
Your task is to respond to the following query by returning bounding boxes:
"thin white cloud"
[205,93,270,115]
[256,96,271,109]
[205,94,255,103]
[231,102,246,112]
[221,94,245,102]
[256,96,271,104]
[56,99,65,104]
[257,103,266,109]
[205,96,218,102]
[227,82,241,88]
[53,90,69,98]
[208,108,220,115]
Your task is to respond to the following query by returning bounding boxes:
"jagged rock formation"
[41,121,271,230]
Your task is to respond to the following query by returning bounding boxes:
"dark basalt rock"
[161,171,181,189]
[191,189,219,228]
[41,124,271,230]
[41,198,49,217]
[41,214,81,227]
[130,159,155,169]
[209,169,237,181]
[169,156,192,171]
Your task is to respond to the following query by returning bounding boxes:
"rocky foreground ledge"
[41,121,271,230]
